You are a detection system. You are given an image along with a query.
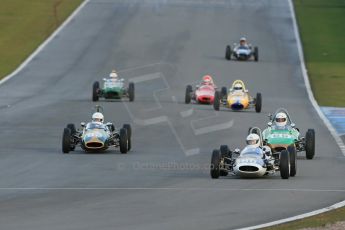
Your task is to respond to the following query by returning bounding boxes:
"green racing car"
[255,108,315,160]
[92,78,135,102]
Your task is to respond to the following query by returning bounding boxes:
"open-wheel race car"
[260,108,315,159]
[185,75,217,104]
[62,106,132,154]
[92,70,135,102]
[213,80,262,112]
[210,127,296,179]
[225,37,258,61]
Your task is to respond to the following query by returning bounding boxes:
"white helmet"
[240,37,247,42]
[110,69,118,78]
[92,112,104,123]
[275,112,287,127]
[246,133,260,148]
[233,83,243,91]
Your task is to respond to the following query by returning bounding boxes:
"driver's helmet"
[92,112,104,123]
[233,83,243,91]
[246,133,260,148]
[202,75,213,85]
[239,37,247,46]
[109,69,118,78]
[275,112,287,127]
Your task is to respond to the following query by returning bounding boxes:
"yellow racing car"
[213,80,262,113]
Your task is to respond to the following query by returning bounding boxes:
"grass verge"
[262,206,345,230]
[294,0,345,107]
[0,0,83,79]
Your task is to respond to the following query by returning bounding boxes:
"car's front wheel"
[210,149,221,179]
[280,150,290,179]
[185,85,192,104]
[62,128,71,154]
[305,129,315,159]
[119,128,128,154]
[92,81,100,101]
[123,124,132,151]
[128,82,135,102]
[213,91,220,111]
[225,45,231,60]
[255,93,262,113]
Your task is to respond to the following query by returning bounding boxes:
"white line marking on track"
[0,187,344,192]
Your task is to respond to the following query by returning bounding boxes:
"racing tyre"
[279,150,290,179]
[225,45,231,60]
[67,123,76,135]
[255,93,262,113]
[213,91,220,111]
[287,145,297,177]
[305,129,315,159]
[62,128,71,154]
[92,81,100,102]
[123,124,132,151]
[210,149,221,179]
[185,85,192,104]
[221,86,227,99]
[119,128,128,154]
[128,82,135,102]
[66,123,76,151]
[254,46,259,62]
[220,145,230,176]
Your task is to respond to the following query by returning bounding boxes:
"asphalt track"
[0,0,344,229]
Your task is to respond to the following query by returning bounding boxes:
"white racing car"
[210,127,296,179]
[225,37,258,61]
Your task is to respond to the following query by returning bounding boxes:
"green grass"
[0,0,83,79]
[263,206,345,230]
[294,0,345,106]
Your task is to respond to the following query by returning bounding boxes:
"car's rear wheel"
[210,149,221,179]
[92,81,100,101]
[119,128,128,154]
[128,82,135,102]
[225,45,231,60]
[305,129,315,159]
[255,93,262,113]
[213,91,220,111]
[123,124,132,151]
[62,128,71,154]
[288,145,297,177]
[254,46,259,62]
[280,150,290,179]
[185,85,192,104]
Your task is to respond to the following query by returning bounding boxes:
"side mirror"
[245,89,248,93]
[267,122,272,127]
[291,123,296,128]
[81,122,86,127]
[103,78,107,81]
[234,148,241,154]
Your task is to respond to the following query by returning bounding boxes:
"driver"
[231,83,244,93]
[201,75,214,86]
[245,133,272,158]
[274,112,289,129]
[92,112,104,124]
[239,37,249,48]
[110,69,118,79]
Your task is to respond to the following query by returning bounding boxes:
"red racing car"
[185,75,217,104]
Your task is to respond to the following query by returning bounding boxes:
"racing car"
[92,77,135,102]
[213,80,262,112]
[62,106,132,154]
[259,108,315,159]
[185,75,217,104]
[225,37,258,61]
[210,127,296,179]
